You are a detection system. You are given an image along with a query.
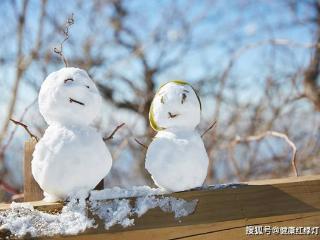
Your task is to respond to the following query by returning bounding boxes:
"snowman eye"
[160,96,165,104]
[86,85,90,89]
[181,93,187,104]
[64,78,74,83]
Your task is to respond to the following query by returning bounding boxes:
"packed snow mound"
[32,124,112,201]
[0,199,94,238]
[146,129,209,192]
[39,67,102,126]
[0,187,199,237]
[150,82,201,130]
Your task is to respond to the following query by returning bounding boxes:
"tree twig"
[232,131,298,177]
[53,13,74,67]
[134,138,148,149]
[103,123,125,141]
[9,119,39,142]
[201,121,216,138]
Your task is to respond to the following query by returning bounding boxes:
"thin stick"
[53,13,74,67]
[232,131,298,177]
[201,121,216,138]
[9,118,39,142]
[134,138,148,149]
[103,123,125,141]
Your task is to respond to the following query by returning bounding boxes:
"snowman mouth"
[168,112,179,118]
[69,98,85,106]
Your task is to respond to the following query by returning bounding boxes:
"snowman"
[145,81,209,192]
[32,67,112,202]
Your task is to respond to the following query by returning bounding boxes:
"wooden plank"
[61,212,320,240]
[1,174,319,239]
[24,139,43,201]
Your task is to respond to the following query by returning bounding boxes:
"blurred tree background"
[0,0,319,202]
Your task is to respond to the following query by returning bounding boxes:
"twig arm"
[134,138,148,149]
[201,121,216,138]
[103,123,125,141]
[9,118,39,142]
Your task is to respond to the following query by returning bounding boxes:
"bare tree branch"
[1,98,37,154]
[231,131,298,177]
[0,0,29,146]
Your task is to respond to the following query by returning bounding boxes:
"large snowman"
[32,67,112,202]
[145,81,209,192]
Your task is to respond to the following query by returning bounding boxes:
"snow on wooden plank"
[0,174,319,239]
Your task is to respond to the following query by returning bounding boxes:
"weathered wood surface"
[23,139,104,202]
[24,139,43,201]
[1,174,319,239]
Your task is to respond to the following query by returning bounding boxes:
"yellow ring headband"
[149,80,202,131]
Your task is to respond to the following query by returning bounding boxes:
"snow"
[0,187,200,237]
[32,67,112,202]
[32,123,112,202]
[135,196,198,218]
[0,198,94,238]
[146,129,209,192]
[90,186,168,200]
[89,194,198,230]
[146,81,209,192]
[90,199,134,229]
[38,67,102,126]
[150,81,201,130]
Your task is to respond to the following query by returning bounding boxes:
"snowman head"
[39,67,102,126]
[149,81,202,131]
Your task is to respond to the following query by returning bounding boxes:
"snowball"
[149,81,201,131]
[145,129,209,192]
[39,67,102,126]
[32,124,112,201]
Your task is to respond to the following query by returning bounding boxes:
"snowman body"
[32,67,112,201]
[146,129,208,192]
[146,81,209,192]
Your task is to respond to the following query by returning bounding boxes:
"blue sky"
[0,0,318,186]
[0,0,316,130]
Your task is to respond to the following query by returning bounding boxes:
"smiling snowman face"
[39,67,102,126]
[149,81,202,131]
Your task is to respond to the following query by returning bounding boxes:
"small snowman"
[145,81,209,192]
[32,67,112,202]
